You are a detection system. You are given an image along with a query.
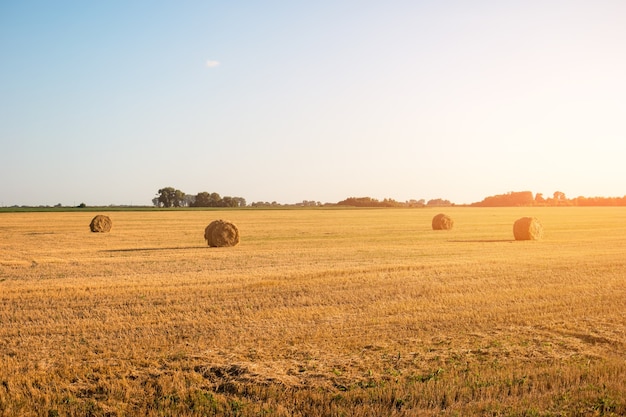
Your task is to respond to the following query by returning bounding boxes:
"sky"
[1,1,625,206]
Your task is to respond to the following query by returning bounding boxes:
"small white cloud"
[206,60,220,68]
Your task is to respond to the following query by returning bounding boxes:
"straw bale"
[90,215,112,233]
[513,217,543,240]
[205,220,240,247]
[432,213,454,230]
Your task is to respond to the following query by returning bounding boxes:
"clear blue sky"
[1,1,625,206]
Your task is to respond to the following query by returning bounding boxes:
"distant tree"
[471,191,533,207]
[208,192,222,207]
[191,192,246,207]
[337,196,408,207]
[469,190,626,207]
[298,200,321,207]
[157,187,174,207]
[251,201,280,207]
[192,192,223,207]
[381,198,401,207]
[553,191,566,202]
[535,193,545,204]
[192,192,212,207]
[156,187,186,207]
[174,190,187,207]
[426,198,453,207]
[514,191,534,205]
[576,195,626,206]
[184,195,196,207]
[544,191,568,206]
[407,199,426,207]
[337,197,380,207]
[221,196,236,207]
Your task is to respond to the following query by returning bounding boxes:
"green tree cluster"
[337,197,403,207]
[155,187,187,208]
[336,197,452,208]
[154,188,246,208]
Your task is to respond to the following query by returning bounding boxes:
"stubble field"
[1,207,625,416]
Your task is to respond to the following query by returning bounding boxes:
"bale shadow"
[448,239,515,243]
[101,246,205,253]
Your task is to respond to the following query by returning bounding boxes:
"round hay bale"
[513,217,543,240]
[204,220,240,247]
[90,215,112,233]
[432,213,454,230]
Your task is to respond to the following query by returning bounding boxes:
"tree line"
[336,197,453,208]
[154,187,246,208]
[152,188,454,209]
[470,191,626,207]
[152,187,626,209]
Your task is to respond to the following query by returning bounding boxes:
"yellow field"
[1,208,625,416]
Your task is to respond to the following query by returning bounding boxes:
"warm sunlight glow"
[1,2,624,206]
[1,209,625,414]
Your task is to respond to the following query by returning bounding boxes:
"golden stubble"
[1,207,625,416]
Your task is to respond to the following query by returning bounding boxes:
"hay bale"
[90,215,112,233]
[513,217,543,240]
[205,220,240,247]
[432,213,454,230]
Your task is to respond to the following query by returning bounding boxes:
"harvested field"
[1,207,625,416]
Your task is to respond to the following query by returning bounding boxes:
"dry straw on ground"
[205,219,240,247]
[89,215,112,233]
[513,216,543,240]
[1,209,625,416]
[432,213,454,230]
